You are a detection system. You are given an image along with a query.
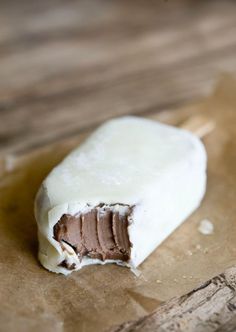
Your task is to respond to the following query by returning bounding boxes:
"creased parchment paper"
[0,75,236,332]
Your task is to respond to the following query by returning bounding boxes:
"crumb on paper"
[204,248,209,254]
[156,279,162,284]
[196,244,201,250]
[198,219,214,235]
[139,274,148,282]
[187,250,193,256]
[174,278,178,283]
[182,275,187,279]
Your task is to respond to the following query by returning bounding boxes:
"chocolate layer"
[53,205,132,262]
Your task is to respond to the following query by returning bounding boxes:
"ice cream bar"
[35,116,207,275]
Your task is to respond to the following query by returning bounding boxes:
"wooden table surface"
[1,0,236,155]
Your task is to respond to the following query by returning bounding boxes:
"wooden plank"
[1,0,236,154]
[109,267,236,332]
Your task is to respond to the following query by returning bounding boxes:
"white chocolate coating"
[35,116,207,275]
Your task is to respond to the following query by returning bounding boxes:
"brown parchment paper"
[0,75,236,332]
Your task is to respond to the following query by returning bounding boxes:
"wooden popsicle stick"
[180,115,215,138]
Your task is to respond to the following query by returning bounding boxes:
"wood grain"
[1,0,236,154]
[110,267,236,332]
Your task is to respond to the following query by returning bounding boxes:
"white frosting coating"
[35,116,207,275]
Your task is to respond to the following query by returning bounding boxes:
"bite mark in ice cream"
[54,204,132,263]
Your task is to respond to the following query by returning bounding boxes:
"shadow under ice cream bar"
[35,116,207,275]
